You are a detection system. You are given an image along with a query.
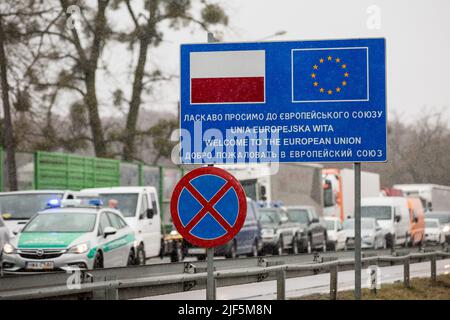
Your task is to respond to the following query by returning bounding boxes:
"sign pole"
[205,32,218,302]
[354,162,362,300]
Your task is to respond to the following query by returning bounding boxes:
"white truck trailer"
[322,168,381,221]
[393,184,450,212]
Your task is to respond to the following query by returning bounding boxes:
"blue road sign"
[170,167,247,248]
[179,38,386,164]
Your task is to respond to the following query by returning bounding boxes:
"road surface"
[141,259,450,300]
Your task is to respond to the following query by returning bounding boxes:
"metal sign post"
[206,33,217,301]
[354,162,362,300]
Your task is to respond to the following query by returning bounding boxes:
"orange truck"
[407,197,425,246]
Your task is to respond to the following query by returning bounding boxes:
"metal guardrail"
[0,246,448,300]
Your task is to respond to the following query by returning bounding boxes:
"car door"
[336,220,346,247]
[279,211,294,245]
[107,212,131,267]
[147,191,161,257]
[97,212,115,268]
[309,209,322,246]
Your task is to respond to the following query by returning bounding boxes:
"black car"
[259,207,299,255]
[284,206,328,253]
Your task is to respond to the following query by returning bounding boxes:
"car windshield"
[425,220,438,228]
[0,193,64,220]
[259,209,281,225]
[343,219,373,230]
[286,209,309,224]
[361,206,392,220]
[426,213,450,224]
[325,220,335,230]
[23,213,96,233]
[99,193,138,217]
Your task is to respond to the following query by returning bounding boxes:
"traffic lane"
[142,259,450,300]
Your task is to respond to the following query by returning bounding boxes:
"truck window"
[99,193,138,217]
[149,192,159,217]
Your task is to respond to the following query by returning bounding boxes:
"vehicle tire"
[127,249,135,266]
[248,240,259,257]
[226,241,237,259]
[170,243,183,262]
[307,236,313,254]
[273,238,283,255]
[93,251,103,269]
[330,241,337,252]
[135,244,146,265]
[291,236,299,254]
[404,234,410,248]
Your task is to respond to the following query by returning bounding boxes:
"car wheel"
[307,237,312,254]
[170,243,183,262]
[331,241,337,252]
[226,241,237,259]
[273,238,283,255]
[404,234,410,248]
[248,240,259,257]
[93,251,103,269]
[127,249,135,266]
[135,244,146,265]
[291,236,299,254]
[197,254,206,261]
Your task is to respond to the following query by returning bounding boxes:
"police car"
[2,199,136,272]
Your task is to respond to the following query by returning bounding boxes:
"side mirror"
[146,208,155,219]
[394,215,401,223]
[103,226,117,238]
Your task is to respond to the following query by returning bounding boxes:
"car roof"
[38,207,124,216]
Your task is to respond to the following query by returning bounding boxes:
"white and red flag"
[190,50,265,104]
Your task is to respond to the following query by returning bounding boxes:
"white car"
[80,187,162,264]
[424,218,445,244]
[2,200,136,272]
[324,217,347,251]
[0,214,9,256]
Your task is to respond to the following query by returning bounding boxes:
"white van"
[80,187,161,264]
[0,190,76,237]
[361,197,410,247]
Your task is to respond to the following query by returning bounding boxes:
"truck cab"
[80,187,161,264]
[0,190,76,237]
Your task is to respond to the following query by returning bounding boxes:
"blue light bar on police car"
[88,199,103,207]
[46,198,61,208]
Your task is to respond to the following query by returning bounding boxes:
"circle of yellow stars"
[310,55,349,95]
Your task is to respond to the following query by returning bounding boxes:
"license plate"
[25,261,54,270]
[188,248,206,255]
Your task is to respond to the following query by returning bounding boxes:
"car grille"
[18,248,66,260]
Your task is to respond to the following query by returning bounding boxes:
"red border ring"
[170,167,247,248]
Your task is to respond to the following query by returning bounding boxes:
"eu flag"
[292,47,368,102]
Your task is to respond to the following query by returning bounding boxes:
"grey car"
[343,218,386,249]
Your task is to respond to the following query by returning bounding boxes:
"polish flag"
[190,50,265,104]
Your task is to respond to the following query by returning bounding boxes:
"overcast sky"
[101,0,450,124]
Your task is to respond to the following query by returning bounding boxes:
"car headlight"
[3,243,16,254]
[67,242,90,254]
[443,226,450,233]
